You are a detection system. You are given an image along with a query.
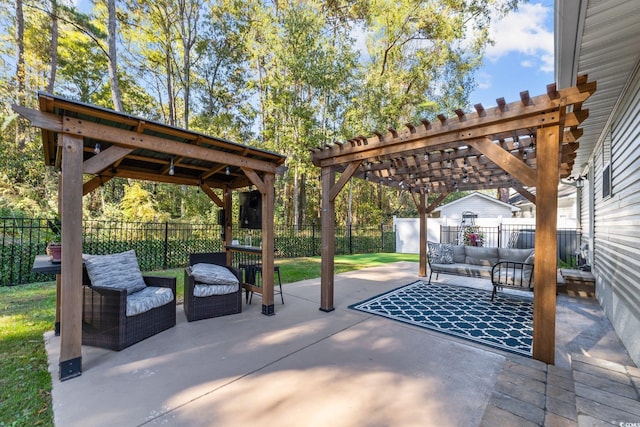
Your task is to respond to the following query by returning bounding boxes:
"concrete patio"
[45,262,640,426]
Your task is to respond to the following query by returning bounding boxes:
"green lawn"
[0,253,419,425]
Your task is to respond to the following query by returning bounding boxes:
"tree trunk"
[107,0,123,111]
[46,0,58,94]
[15,0,25,149]
[292,165,299,229]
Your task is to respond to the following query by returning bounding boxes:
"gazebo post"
[59,133,84,381]
[532,123,561,364]
[320,166,335,312]
[260,173,275,315]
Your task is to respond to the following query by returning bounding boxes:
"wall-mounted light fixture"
[565,174,587,188]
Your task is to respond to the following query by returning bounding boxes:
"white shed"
[433,192,520,220]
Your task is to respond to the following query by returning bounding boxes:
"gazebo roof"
[25,92,286,193]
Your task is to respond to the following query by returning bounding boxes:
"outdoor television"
[239,190,262,229]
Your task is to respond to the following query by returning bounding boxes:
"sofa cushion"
[452,245,466,263]
[126,286,174,317]
[464,246,499,266]
[190,263,239,286]
[431,262,492,278]
[84,250,146,295]
[194,283,240,297]
[428,242,454,264]
[498,248,534,263]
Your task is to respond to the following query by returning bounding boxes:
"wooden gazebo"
[311,76,596,365]
[14,93,286,380]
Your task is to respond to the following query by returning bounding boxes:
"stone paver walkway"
[482,353,640,426]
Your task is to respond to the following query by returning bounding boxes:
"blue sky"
[469,1,555,108]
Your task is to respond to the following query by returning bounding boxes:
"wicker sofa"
[184,252,243,322]
[82,250,176,351]
[427,242,534,300]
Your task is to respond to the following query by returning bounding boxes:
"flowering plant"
[463,226,484,247]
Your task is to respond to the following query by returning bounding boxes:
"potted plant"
[46,218,62,262]
[46,242,62,263]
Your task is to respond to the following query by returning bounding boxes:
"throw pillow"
[84,250,146,295]
[427,242,454,264]
[190,263,239,286]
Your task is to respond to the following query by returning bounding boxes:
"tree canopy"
[0,0,520,224]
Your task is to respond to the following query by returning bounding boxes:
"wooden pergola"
[311,76,596,365]
[13,93,286,380]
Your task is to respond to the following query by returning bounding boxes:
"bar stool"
[238,263,258,303]
[250,265,284,304]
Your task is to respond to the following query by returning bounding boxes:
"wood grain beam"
[468,138,536,187]
[316,111,561,168]
[83,145,133,174]
[201,183,223,207]
[82,175,113,196]
[241,167,266,194]
[12,106,278,174]
[311,81,595,165]
[329,160,362,201]
[513,183,536,204]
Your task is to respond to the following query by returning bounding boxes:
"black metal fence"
[441,224,581,266]
[0,218,395,286]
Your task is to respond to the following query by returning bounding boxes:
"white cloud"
[485,3,554,71]
[475,72,492,90]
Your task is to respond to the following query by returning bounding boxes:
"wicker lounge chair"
[82,251,176,351]
[184,252,243,322]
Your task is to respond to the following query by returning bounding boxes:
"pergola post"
[320,166,336,312]
[419,191,428,277]
[532,123,561,364]
[59,133,84,381]
[261,173,275,315]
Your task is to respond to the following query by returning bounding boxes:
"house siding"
[590,68,640,364]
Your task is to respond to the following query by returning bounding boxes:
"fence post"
[312,222,316,256]
[163,222,169,270]
[380,223,384,252]
[498,224,502,248]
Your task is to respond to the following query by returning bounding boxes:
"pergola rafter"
[311,76,596,365]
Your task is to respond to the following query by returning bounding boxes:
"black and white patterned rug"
[350,281,533,357]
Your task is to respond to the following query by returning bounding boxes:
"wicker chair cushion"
[126,286,174,317]
[84,250,146,295]
[190,263,240,286]
[194,283,240,297]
